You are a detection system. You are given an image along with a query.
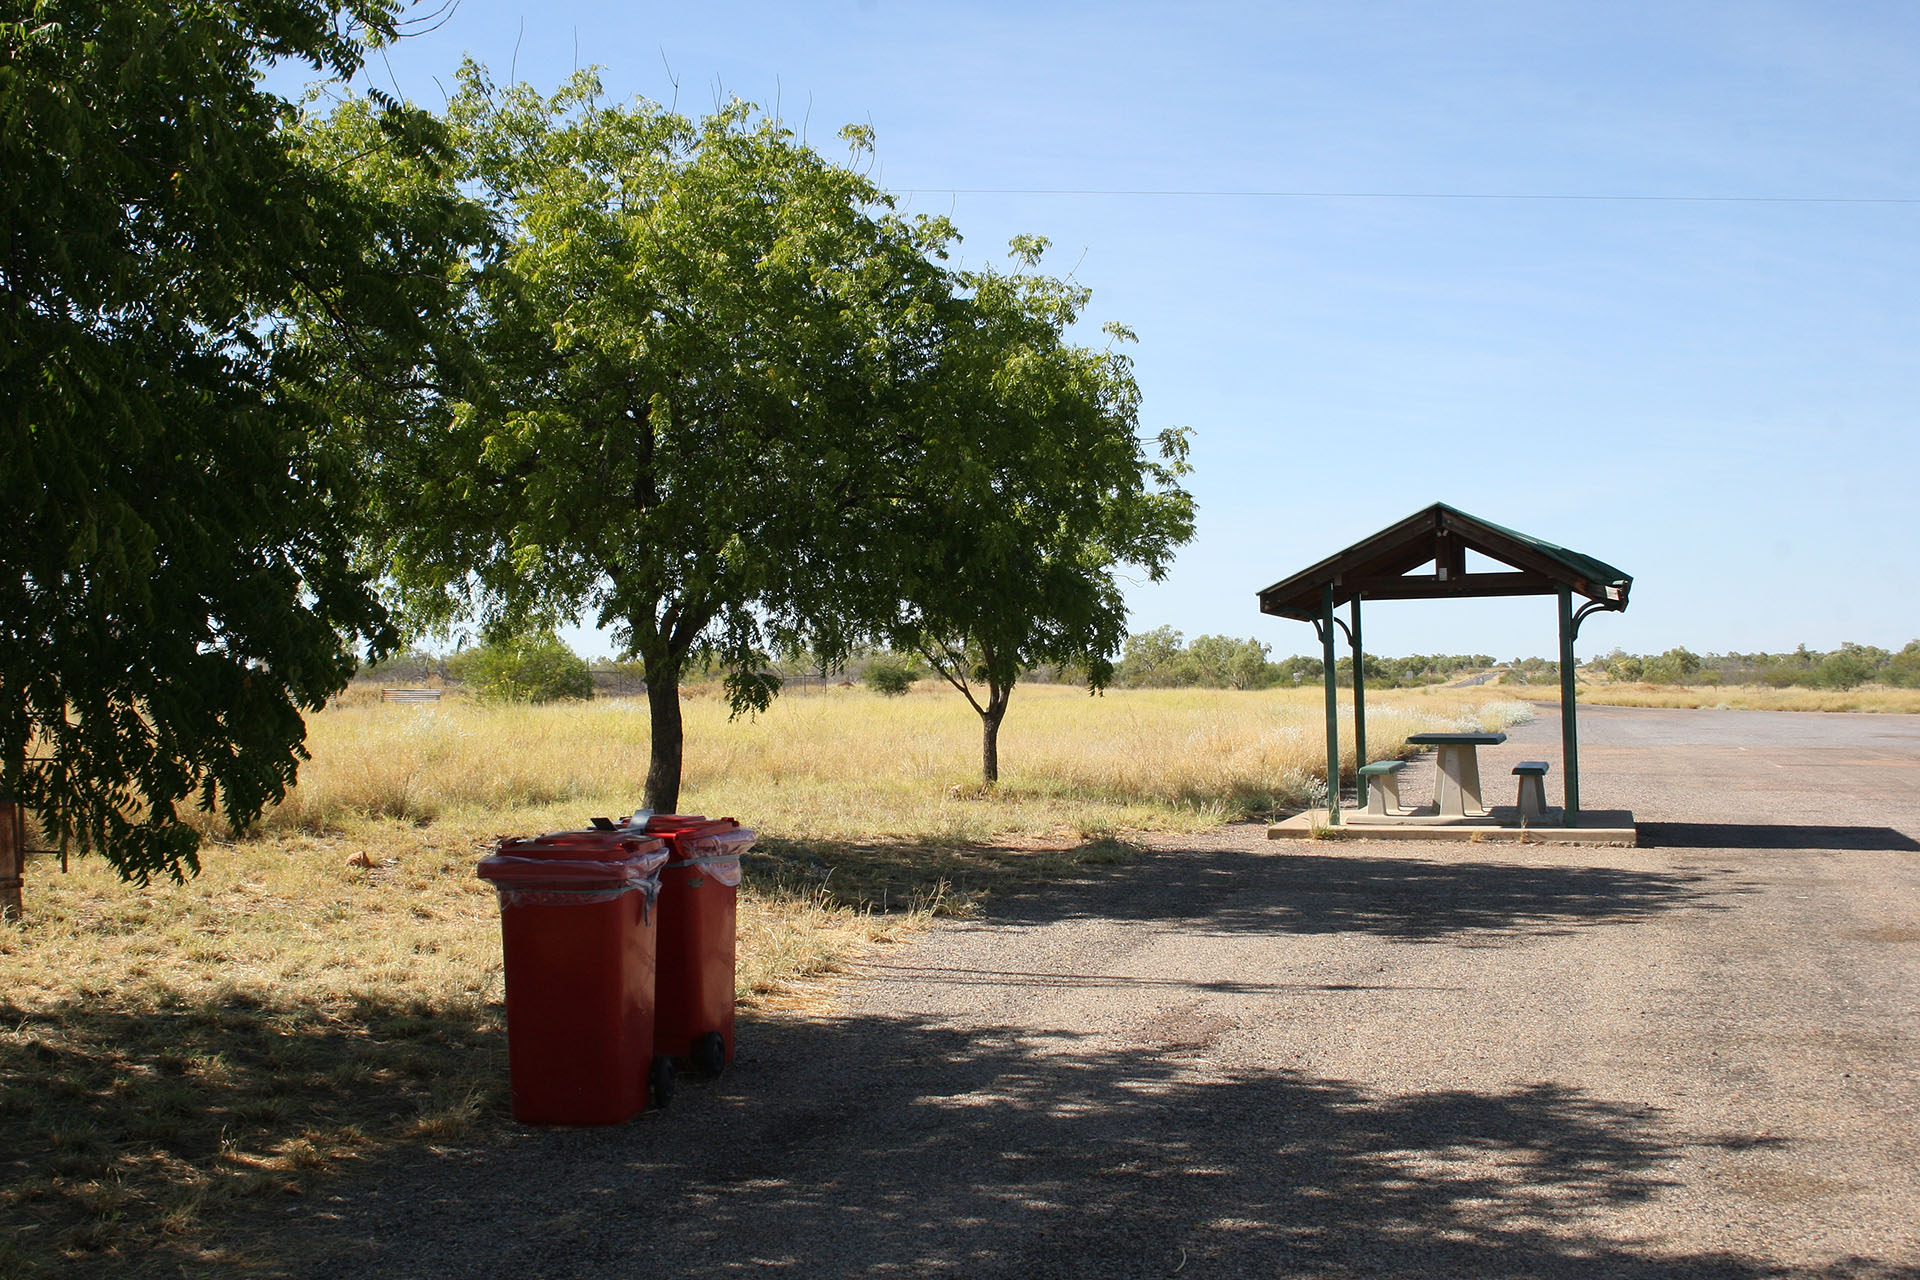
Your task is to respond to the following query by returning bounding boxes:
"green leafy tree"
[862,656,918,697]
[456,634,594,703]
[1643,647,1703,685]
[1188,634,1271,690]
[0,1,466,883]
[880,240,1196,783]
[319,68,962,813]
[1224,638,1272,691]
[1118,626,1190,687]
[1885,642,1920,688]
[1814,643,1876,691]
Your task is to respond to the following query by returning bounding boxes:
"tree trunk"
[643,669,685,815]
[0,689,25,916]
[979,686,1010,784]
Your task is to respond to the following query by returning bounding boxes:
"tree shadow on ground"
[243,1009,1916,1280]
[0,990,505,1278]
[750,833,1742,945]
[1639,823,1920,852]
[977,845,1746,942]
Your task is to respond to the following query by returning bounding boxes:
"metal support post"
[1557,587,1581,825]
[1350,597,1367,771]
[1321,584,1340,825]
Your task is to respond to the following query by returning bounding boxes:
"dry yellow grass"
[0,683,1530,1277]
[268,682,1535,840]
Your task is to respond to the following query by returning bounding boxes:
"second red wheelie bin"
[476,827,670,1125]
[639,816,756,1076]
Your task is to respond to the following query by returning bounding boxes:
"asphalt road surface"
[261,705,1920,1279]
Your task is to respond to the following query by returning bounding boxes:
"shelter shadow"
[1638,822,1920,852]
[980,845,1741,942]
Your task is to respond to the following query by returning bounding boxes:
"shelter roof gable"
[1256,503,1632,621]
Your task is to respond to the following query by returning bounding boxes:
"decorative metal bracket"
[1310,617,1355,646]
[1313,614,1359,644]
[1570,600,1610,641]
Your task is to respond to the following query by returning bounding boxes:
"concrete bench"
[1513,761,1550,820]
[1358,760,1408,815]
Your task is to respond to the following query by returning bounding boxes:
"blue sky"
[308,1,1920,660]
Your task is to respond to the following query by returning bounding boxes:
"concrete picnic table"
[1406,731,1508,816]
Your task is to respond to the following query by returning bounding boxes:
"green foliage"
[1119,627,1195,686]
[454,635,593,703]
[862,657,918,697]
[1885,643,1920,688]
[1116,634,1501,691]
[1597,642,1917,689]
[1641,647,1702,685]
[1601,650,1645,682]
[308,66,996,811]
[0,0,464,882]
[311,70,1196,800]
[1188,635,1272,690]
[1813,646,1876,691]
[877,238,1197,781]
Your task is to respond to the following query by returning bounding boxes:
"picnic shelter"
[1258,503,1632,831]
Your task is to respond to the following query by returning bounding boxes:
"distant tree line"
[1595,642,1920,690]
[365,633,1920,705]
[1113,628,1497,690]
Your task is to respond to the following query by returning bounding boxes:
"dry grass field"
[0,683,1532,1277]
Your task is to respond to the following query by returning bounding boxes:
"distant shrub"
[1642,647,1703,685]
[1815,649,1875,691]
[1607,654,1645,682]
[453,634,594,703]
[863,657,917,696]
[1885,642,1920,688]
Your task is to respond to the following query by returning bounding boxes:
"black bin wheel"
[691,1031,727,1078]
[649,1056,676,1110]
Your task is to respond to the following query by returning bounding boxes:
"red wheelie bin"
[477,828,670,1125]
[640,816,756,1076]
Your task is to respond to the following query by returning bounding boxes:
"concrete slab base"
[1266,807,1638,846]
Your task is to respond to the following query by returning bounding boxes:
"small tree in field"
[457,634,594,703]
[862,657,918,697]
[880,240,1196,783]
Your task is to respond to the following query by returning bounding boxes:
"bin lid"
[638,815,754,862]
[478,829,668,890]
[497,829,667,860]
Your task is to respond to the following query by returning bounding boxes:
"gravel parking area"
[252,706,1920,1279]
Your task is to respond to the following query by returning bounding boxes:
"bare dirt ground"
[242,705,1920,1279]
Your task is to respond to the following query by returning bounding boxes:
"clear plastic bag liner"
[669,854,743,888]
[499,886,641,905]
[672,827,756,861]
[477,848,668,890]
[493,877,661,921]
[664,826,754,887]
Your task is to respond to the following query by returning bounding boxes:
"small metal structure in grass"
[1258,503,1631,828]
